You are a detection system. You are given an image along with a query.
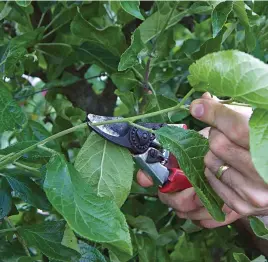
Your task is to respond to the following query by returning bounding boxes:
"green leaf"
[0,179,12,219]
[44,154,132,258]
[0,240,26,262]
[0,2,12,20]
[212,1,233,37]
[0,141,50,162]
[75,43,119,73]
[249,216,268,240]
[111,70,141,92]
[17,120,60,152]
[74,132,134,207]
[188,50,268,110]
[192,29,225,60]
[18,221,81,261]
[134,234,156,262]
[71,11,126,56]
[233,253,251,262]
[118,29,146,71]
[78,241,107,262]
[0,88,27,132]
[126,215,159,240]
[4,172,51,211]
[61,224,79,253]
[155,126,225,221]
[143,95,178,123]
[120,1,144,20]
[138,3,187,44]
[249,109,268,183]
[233,1,249,29]
[114,90,136,116]
[170,232,201,262]
[16,0,31,7]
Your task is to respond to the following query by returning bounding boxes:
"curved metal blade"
[87,113,133,149]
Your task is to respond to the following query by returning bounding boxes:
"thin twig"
[0,227,20,234]
[128,122,154,133]
[0,88,195,169]
[37,12,46,28]
[16,74,106,100]
[13,161,40,174]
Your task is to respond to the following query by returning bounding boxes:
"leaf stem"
[44,9,64,32]
[37,43,72,48]
[0,226,20,234]
[37,11,46,28]
[0,88,195,168]
[128,122,153,133]
[13,161,40,174]
[4,217,30,257]
[43,23,67,39]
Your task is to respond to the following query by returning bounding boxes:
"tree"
[0,1,268,261]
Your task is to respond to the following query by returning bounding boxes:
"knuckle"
[209,134,227,157]
[204,153,211,168]
[252,196,268,209]
[232,203,251,216]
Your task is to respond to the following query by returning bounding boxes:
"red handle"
[159,168,192,193]
[159,123,192,193]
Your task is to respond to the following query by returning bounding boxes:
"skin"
[137,92,268,228]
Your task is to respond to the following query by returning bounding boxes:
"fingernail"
[191,103,204,118]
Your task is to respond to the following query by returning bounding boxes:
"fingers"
[200,211,241,228]
[205,168,252,216]
[177,204,233,221]
[136,170,153,187]
[190,98,249,149]
[158,188,203,213]
[207,129,257,177]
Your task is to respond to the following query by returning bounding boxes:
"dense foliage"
[1,1,268,261]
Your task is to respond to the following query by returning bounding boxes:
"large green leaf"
[0,179,12,219]
[44,154,132,258]
[188,50,268,109]
[74,132,134,207]
[249,109,268,183]
[18,221,80,261]
[118,29,146,71]
[78,241,107,262]
[71,11,126,56]
[211,1,233,37]
[120,1,144,20]
[155,126,225,221]
[249,216,268,240]
[0,88,27,132]
[4,172,51,211]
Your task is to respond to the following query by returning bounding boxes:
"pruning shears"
[86,114,192,193]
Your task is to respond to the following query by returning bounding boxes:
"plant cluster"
[1,1,268,261]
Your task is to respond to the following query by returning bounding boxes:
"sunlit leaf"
[188,50,268,109]
[75,132,134,207]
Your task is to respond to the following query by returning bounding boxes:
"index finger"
[190,98,251,149]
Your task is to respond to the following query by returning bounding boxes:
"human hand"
[137,93,268,228]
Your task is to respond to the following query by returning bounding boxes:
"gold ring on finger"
[216,165,230,180]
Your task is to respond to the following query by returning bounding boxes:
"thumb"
[189,98,250,149]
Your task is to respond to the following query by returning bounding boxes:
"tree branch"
[0,88,195,169]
